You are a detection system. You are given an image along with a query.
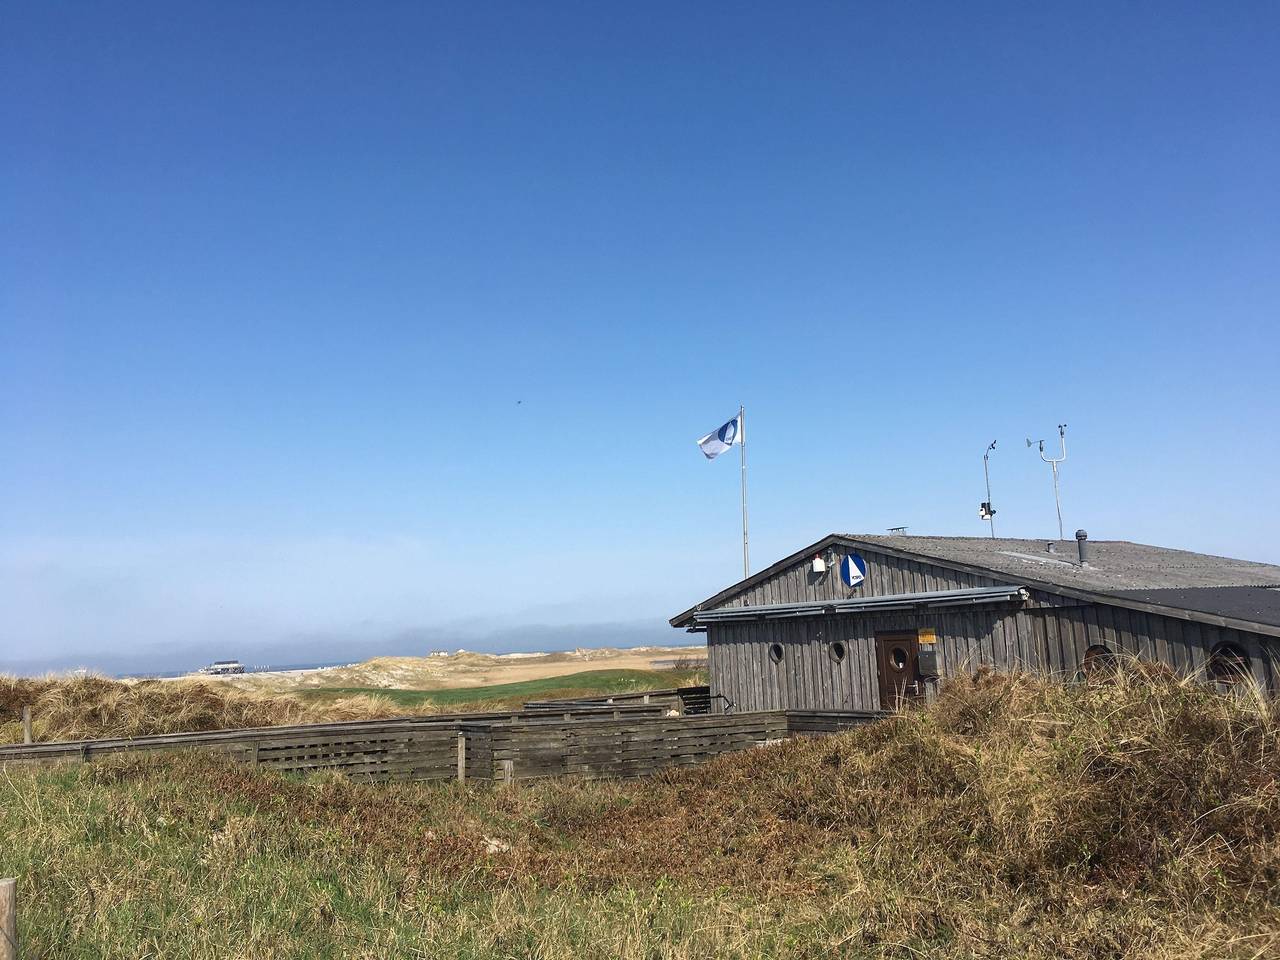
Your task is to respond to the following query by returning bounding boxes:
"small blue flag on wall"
[840,553,867,588]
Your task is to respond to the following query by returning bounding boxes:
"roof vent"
[1075,529,1090,567]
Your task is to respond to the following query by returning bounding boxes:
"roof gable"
[671,533,1280,635]
[669,534,1010,627]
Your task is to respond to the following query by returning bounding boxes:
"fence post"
[21,707,31,745]
[0,876,16,960]
[456,732,466,783]
[499,759,514,785]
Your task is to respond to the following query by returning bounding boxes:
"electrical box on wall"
[917,645,940,678]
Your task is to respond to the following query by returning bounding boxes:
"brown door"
[875,633,924,709]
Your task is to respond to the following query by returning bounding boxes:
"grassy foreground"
[2,668,1278,959]
[298,667,704,709]
[0,667,703,744]
[0,675,441,745]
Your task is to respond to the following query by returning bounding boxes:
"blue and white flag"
[696,414,742,460]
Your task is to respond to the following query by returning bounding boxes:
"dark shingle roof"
[671,533,1280,634]
[847,535,1280,592]
[1107,586,1280,629]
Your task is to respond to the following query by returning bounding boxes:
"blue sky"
[3,2,1278,671]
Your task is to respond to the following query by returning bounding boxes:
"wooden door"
[875,632,924,709]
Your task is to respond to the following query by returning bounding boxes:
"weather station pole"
[1028,424,1068,540]
[981,441,997,538]
[739,404,749,578]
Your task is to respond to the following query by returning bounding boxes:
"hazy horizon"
[0,615,696,678]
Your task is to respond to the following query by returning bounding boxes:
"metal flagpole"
[739,404,749,578]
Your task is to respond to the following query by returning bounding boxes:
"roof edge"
[668,533,847,628]
[669,534,1280,638]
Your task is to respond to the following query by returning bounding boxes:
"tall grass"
[0,674,436,744]
[0,666,1276,958]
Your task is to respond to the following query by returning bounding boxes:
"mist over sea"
[1,619,702,678]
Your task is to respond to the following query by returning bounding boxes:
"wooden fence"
[0,707,882,784]
[523,684,712,716]
[785,709,887,736]
[490,711,788,781]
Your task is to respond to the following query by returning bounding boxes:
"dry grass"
[1,666,1277,957]
[0,674,436,743]
[220,645,706,695]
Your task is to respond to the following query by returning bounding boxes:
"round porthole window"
[891,646,909,671]
[1208,642,1250,685]
[768,643,784,665]
[1082,643,1117,678]
[829,641,847,664]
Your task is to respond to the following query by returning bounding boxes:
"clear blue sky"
[3,2,1278,671]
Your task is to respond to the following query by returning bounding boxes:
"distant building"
[670,534,1280,712]
[199,659,246,676]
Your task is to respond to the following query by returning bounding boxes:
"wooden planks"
[523,686,711,716]
[0,877,14,960]
[489,712,791,781]
[0,705,662,768]
[785,710,886,736]
[0,708,889,786]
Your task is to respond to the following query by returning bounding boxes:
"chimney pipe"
[1075,529,1089,566]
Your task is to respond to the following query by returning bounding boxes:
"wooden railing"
[0,706,882,784]
[785,710,888,736]
[523,684,712,715]
[490,711,788,781]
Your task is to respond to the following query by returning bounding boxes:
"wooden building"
[670,533,1280,712]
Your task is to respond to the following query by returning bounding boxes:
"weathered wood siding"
[707,587,1280,712]
[715,545,1006,608]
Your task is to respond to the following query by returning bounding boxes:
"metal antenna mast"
[1027,424,1067,540]
[980,441,997,538]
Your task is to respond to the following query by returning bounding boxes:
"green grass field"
[297,668,703,710]
[1,669,1276,958]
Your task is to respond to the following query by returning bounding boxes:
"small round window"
[1082,644,1117,678]
[768,642,784,665]
[1208,642,1250,685]
[828,641,847,664]
[890,645,909,671]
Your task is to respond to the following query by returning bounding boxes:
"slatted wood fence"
[785,709,888,736]
[490,711,788,781]
[524,684,712,716]
[0,705,882,784]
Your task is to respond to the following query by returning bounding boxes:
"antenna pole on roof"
[1027,424,1067,540]
[981,441,997,538]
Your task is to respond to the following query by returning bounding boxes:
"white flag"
[696,414,742,460]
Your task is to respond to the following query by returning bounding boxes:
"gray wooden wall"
[708,602,1279,712]
[722,544,1002,607]
[705,545,1280,712]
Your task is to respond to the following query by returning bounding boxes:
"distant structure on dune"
[197,659,246,676]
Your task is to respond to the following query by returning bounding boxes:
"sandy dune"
[205,644,706,694]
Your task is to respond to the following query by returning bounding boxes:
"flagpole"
[739,403,749,578]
